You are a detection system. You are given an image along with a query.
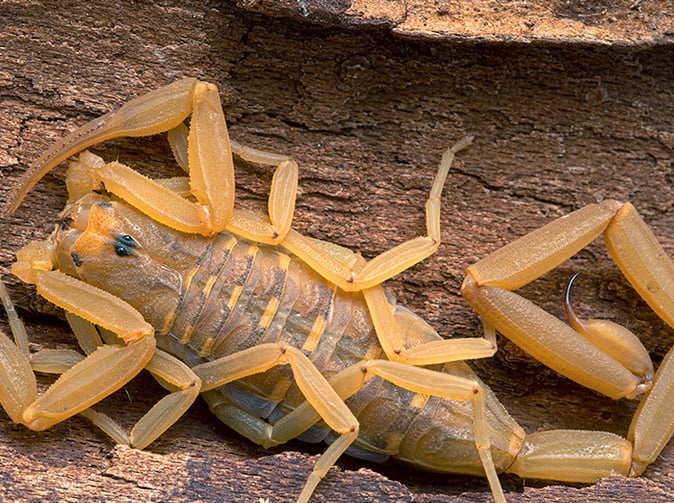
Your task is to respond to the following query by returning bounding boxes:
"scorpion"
[0,78,672,502]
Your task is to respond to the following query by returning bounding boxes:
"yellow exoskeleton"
[0,79,672,502]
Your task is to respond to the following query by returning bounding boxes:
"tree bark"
[0,1,672,502]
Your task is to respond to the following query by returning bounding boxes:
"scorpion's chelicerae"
[1,79,672,502]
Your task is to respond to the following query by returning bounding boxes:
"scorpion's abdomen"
[158,231,383,414]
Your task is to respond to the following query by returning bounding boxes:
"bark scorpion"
[1,78,672,502]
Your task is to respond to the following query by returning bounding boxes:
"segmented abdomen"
[154,230,430,461]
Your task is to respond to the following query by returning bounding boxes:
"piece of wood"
[240,0,674,45]
[0,1,672,502]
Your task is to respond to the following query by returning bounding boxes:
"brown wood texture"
[0,1,672,502]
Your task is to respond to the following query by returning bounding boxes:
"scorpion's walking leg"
[462,200,674,475]
[80,345,202,449]
[282,137,497,365]
[192,342,359,503]
[201,359,505,503]
[284,136,474,292]
[63,314,202,449]
[331,360,506,502]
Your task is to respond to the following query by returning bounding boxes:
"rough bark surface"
[240,0,674,45]
[0,1,672,502]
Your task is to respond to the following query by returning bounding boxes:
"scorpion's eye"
[113,234,139,257]
[116,234,139,248]
[114,244,134,257]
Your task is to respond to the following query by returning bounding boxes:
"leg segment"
[0,275,155,431]
[604,202,674,329]
[1,269,157,430]
[63,315,202,449]
[164,118,301,244]
[628,345,674,475]
[354,360,505,503]
[282,137,474,292]
[272,191,498,366]
[0,278,201,448]
[192,342,359,503]
[363,284,497,365]
[169,122,299,242]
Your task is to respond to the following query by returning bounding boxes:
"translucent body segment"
[358,237,438,285]
[467,201,619,290]
[508,430,632,482]
[2,78,198,217]
[221,158,299,243]
[156,176,191,196]
[282,230,360,290]
[628,346,674,476]
[462,278,642,400]
[604,202,674,330]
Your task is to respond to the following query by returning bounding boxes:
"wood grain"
[0,1,672,502]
